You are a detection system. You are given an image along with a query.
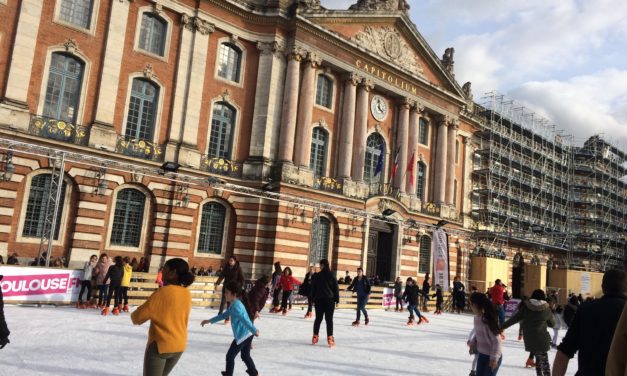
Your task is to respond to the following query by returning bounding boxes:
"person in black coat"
[269,262,282,313]
[562,295,579,327]
[0,275,9,349]
[310,259,339,347]
[102,256,124,315]
[215,256,245,316]
[421,273,431,311]
[452,276,466,314]
[432,284,444,314]
[247,276,270,320]
[402,278,425,325]
[300,266,316,319]
[348,267,371,326]
[394,277,404,312]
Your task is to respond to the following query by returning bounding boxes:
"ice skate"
[112,307,120,316]
[224,318,230,325]
[518,335,522,341]
[0,337,9,349]
[525,358,536,368]
[101,306,110,316]
[420,316,429,323]
[364,318,369,326]
[327,336,335,348]
[117,304,123,312]
[281,309,287,316]
[352,320,360,327]
[304,312,313,319]
[123,304,129,312]
[394,308,399,312]
[312,335,319,345]
[499,333,506,340]
[407,318,414,326]
[469,371,476,376]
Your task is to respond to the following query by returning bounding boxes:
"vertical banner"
[580,272,591,295]
[433,228,450,292]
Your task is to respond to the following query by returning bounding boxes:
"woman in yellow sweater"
[131,258,195,376]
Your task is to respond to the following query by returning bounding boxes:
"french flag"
[390,147,400,181]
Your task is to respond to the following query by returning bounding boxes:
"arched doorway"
[512,253,524,299]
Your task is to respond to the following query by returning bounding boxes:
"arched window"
[138,13,167,56]
[419,117,429,145]
[208,102,236,159]
[22,174,67,240]
[59,0,94,28]
[110,188,146,247]
[198,202,226,254]
[309,127,328,177]
[310,217,331,263]
[125,79,159,141]
[315,75,333,108]
[419,235,431,274]
[364,133,385,182]
[217,43,242,82]
[43,53,84,123]
[417,162,426,201]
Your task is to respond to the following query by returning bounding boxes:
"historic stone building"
[0,0,479,280]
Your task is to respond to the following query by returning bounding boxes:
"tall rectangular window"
[208,102,236,159]
[43,53,83,123]
[59,0,93,29]
[310,127,328,177]
[418,235,431,274]
[315,75,333,109]
[139,13,166,56]
[419,118,429,145]
[23,175,67,240]
[217,44,242,82]
[198,202,226,254]
[125,79,158,141]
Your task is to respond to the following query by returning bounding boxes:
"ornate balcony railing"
[29,116,90,146]
[368,182,394,198]
[115,136,164,161]
[200,156,242,178]
[313,176,342,193]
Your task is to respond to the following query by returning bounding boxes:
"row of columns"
[276,48,460,206]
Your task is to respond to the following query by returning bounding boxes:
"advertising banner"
[580,272,591,295]
[433,228,450,292]
[504,299,521,317]
[0,266,82,303]
[382,287,396,308]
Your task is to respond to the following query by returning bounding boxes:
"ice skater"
[502,289,555,376]
[0,274,10,349]
[348,267,371,326]
[131,258,195,376]
[310,259,339,347]
[300,266,316,319]
[94,253,112,308]
[433,284,444,314]
[77,254,97,308]
[248,276,270,320]
[422,273,431,311]
[121,256,133,312]
[277,267,301,315]
[467,327,478,376]
[102,256,124,316]
[393,277,404,312]
[549,299,565,348]
[215,256,245,322]
[453,276,466,313]
[468,292,502,376]
[202,281,260,376]
[402,278,426,325]
[269,262,282,313]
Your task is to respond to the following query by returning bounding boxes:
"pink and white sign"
[0,266,82,303]
[382,287,396,308]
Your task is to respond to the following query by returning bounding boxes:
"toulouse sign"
[0,266,82,303]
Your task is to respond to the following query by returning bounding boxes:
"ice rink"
[0,305,577,376]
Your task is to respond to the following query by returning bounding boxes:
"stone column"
[2,0,44,108]
[351,78,374,181]
[278,49,303,163]
[445,119,459,205]
[405,102,422,194]
[294,53,321,168]
[244,41,286,179]
[433,116,449,203]
[180,17,214,167]
[393,99,410,194]
[336,73,359,179]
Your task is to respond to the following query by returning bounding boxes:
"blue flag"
[374,142,385,176]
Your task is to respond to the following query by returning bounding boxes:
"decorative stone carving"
[360,78,375,91]
[63,38,78,54]
[143,63,156,79]
[349,0,409,11]
[462,81,473,100]
[350,26,423,76]
[441,47,455,74]
[194,18,215,35]
[181,14,193,31]
[412,101,425,114]
[257,41,284,57]
[344,72,362,86]
[220,89,231,102]
[298,0,321,10]
[305,52,322,67]
[153,3,163,15]
[286,47,305,61]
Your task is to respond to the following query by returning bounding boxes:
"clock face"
[371,95,388,122]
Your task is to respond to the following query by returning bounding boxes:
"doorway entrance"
[367,219,395,282]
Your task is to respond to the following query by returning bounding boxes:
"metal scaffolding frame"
[572,136,627,270]
[471,92,573,263]
[0,137,473,263]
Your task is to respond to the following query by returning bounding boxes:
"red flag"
[408,151,416,186]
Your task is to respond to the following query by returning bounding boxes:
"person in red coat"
[277,267,301,316]
[490,279,506,327]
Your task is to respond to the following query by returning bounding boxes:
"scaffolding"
[572,136,627,270]
[471,92,574,264]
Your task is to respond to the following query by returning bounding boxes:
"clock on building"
[371,95,388,121]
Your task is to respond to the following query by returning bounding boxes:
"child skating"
[202,281,260,376]
[277,267,301,315]
[433,284,444,314]
[468,292,502,376]
[102,256,124,316]
[120,256,133,312]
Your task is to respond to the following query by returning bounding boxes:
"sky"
[320,0,627,148]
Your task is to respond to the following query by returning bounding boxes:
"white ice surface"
[1,305,578,376]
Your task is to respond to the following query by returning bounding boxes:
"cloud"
[508,69,627,146]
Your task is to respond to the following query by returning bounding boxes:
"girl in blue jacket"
[202,281,260,376]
